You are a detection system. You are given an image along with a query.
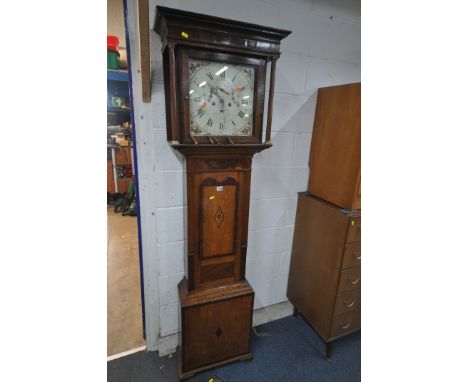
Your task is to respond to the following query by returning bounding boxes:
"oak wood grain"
[287,193,361,342]
[330,309,361,338]
[337,267,361,294]
[342,242,361,269]
[287,193,350,338]
[307,83,361,210]
[346,216,361,243]
[334,289,361,316]
[178,278,254,375]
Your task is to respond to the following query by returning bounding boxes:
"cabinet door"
[200,177,238,259]
[182,293,253,372]
[192,171,246,289]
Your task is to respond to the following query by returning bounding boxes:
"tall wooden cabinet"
[287,193,360,355]
[287,83,361,357]
[307,83,361,210]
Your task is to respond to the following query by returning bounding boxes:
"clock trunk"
[186,154,252,291]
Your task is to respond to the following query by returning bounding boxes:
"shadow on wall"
[273,93,318,133]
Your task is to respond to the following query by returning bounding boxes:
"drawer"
[346,216,361,243]
[334,289,360,316]
[342,242,361,269]
[330,310,361,338]
[337,267,361,293]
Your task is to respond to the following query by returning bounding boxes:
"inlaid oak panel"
[200,178,239,259]
[190,168,246,290]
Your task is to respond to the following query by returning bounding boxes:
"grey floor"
[108,315,361,382]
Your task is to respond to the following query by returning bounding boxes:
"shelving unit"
[107,68,133,194]
[107,69,129,82]
[108,146,134,193]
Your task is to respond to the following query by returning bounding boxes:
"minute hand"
[217,87,230,95]
[219,97,226,131]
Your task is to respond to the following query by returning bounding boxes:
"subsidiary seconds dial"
[188,59,255,136]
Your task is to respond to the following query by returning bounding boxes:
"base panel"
[177,346,252,380]
[178,278,254,378]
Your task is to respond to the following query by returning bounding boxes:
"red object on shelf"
[107,35,119,51]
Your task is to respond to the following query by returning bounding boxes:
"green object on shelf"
[107,50,120,69]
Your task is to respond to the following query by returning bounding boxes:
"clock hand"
[219,97,226,131]
[209,85,218,96]
[223,103,226,132]
[217,87,230,96]
[219,97,225,112]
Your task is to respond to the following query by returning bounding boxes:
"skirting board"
[107,345,147,362]
[252,300,294,327]
[157,300,294,357]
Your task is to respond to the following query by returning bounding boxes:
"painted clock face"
[188,59,255,136]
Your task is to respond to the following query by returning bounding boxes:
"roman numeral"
[219,122,224,130]
[238,111,245,118]
[197,109,205,117]
[242,99,249,105]
[220,71,226,79]
[232,74,237,81]
[232,121,236,126]
[207,118,213,127]
[238,86,246,92]
[207,72,214,80]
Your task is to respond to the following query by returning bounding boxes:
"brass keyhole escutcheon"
[215,327,222,337]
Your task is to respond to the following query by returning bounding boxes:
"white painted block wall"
[126,0,360,352]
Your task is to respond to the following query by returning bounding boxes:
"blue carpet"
[108,314,360,382]
[191,315,360,382]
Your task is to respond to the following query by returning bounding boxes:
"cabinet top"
[154,6,291,56]
[298,192,361,217]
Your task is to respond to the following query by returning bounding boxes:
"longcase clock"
[154,7,290,379]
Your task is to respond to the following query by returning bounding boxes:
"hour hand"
[219,97,225,112]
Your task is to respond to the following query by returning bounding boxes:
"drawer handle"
[352,252,361,260]
[339,320,351,330]
[215,327,222,337]
[348,275,360,285]
[343,297,356,308]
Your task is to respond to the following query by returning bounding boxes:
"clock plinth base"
[177,278,254,379]
[177,346,253,381]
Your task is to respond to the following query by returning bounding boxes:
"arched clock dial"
[188,59,255,136]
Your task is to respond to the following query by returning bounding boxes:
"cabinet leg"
[293,307,298,317]
[325,342,332,359]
